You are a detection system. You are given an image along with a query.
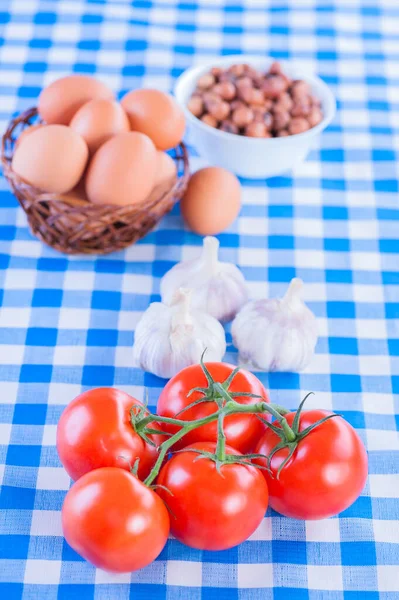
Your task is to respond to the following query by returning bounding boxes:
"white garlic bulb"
[160,236,248,322]
[133,288,226,379]
[232,278,318,372]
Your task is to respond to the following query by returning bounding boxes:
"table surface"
[0,0,398,598]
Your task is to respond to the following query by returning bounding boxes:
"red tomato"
[156,362,269,452]
[254,410,368,520]
[62,467,169,572]
[156,441,269,550]
[57,388,158,481]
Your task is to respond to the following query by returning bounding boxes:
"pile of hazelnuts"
[187,61,323,138]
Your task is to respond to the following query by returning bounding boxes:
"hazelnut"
[263,112,273,129]
[232,106,254,127]
[212,81,236,101]
[252,106,266,120]
[245,65,261,79]
[311,95,322,107]
[207,99,230,121]
[262,75,287,99]
[211,66,223,79]
[219,120,239,134]
[273,92,293,112]
[291,80,311,97]
[269,61,282,75]
[219,71,234,83]
[197,73,216,90]
[308,108,323,127]
[273,110,290,131]
[203,91,219,106]
[245,122,270,138]
[289,117,310,135]
[230,100,246,112]
[252,75,264,89]
[228,64,246,77]
[187,95,204,117]
[235,76,253,89]
[201,113,218,128]
[250,88,265,105]
[291,101,311,117]
[277,129,289,137]
[250,107,273,129]
[212,83,223,96]
[238,86,254,104]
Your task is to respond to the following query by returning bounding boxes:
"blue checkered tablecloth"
[0,0,398,598]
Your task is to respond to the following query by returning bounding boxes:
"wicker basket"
[1,107,190,255]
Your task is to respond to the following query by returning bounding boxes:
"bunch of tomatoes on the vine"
[57,359,368,573]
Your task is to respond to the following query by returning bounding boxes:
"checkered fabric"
[0,0,398,598]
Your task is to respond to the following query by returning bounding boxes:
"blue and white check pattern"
[0,0,398,598]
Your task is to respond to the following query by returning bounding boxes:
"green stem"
[215,412,226,462]
[270,403,291,416]
[134,413,196,432]
[143,400,270,486]
[144,411,222,486]
[264,403,296,443]
[213,382,235,405]
[134,397,289,435]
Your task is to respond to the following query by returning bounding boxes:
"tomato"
[57,388,158,482]
[156,362,269,452]
[156,441,268,550]
[62,467,169,572]
[254,410,368,520]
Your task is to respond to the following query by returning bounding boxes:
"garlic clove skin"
[160,236,248,323]
[133,288,226,379]
[232,278,318,372]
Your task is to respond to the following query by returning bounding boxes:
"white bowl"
[174,55,336,179]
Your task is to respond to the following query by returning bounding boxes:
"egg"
[15,124,44,149]
[38,75,114,125]
[69,99,130,155]
[85,131,157,206]
[61,178,89,204]
[12,125,89,194]
[154,151,177,187]
[121,88,185,150]
[180,167,241,235]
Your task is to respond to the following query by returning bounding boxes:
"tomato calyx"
[117,455,141,477]
[130,400,175,447]
[177,352,281,416]
[266,392,340,478]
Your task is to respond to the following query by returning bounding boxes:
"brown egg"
[12,125,89,193]
[121,89,185,150]
[69,99,130,154]
[181,167,241,235]
[61,178,89,204]
[154,151,177,187]
[85,131,157,206]
[15,124,44,149]
[38,75,114,125]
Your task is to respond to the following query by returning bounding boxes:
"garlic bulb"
[160,236,248,322]
[232,278,317,372]
[133,288,226,379]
